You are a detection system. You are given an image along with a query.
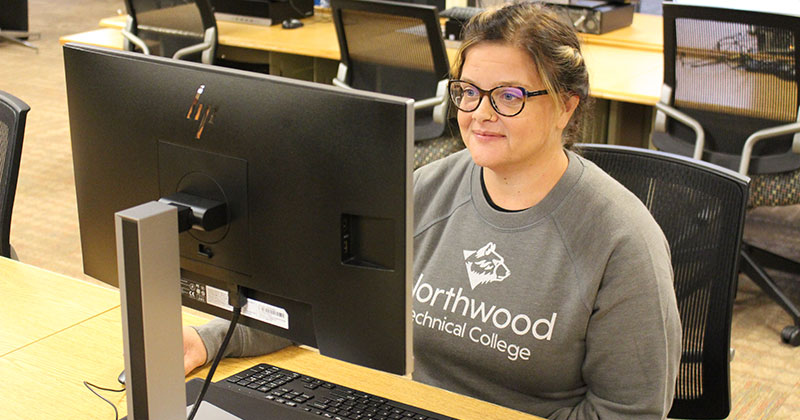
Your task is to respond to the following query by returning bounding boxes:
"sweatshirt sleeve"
[549,230,682,420]
[192,318,293,364]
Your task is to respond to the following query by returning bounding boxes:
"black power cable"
[186,291,245,420]
[85,286,247,420]
[83,381,126,420]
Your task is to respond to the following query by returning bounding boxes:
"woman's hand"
[183,326,208,376]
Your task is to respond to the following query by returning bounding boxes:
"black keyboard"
[218,363,458,420]
[439,6,484,22]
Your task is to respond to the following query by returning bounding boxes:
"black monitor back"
[64,43,414,375]
[1,0,28,31]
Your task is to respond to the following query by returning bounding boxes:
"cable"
[679,31,795,81]
[186,306,242,420]
[83,381,125,420]
[85,288,245,420]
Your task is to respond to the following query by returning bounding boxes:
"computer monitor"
[0,0,28,32]
[64,42,413,384]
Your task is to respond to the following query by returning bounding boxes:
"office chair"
[652,2,800,346]
[122,0,217,64]
[0,90,29,260]
[579,144,749,420]
[331,0,451,143]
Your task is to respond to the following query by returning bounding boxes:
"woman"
[185,3,681,419]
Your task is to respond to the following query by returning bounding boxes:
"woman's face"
[457,42,576,174]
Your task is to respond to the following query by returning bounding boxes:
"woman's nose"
[472,95,497,122]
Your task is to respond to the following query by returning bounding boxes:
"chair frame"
[656,2,800,346]
[654,3,800,176]
[330,0,450,137]
[577,143,750,419]
[122,0,218,64]
[0,90,30,259]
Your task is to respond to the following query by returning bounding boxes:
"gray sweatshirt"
[412,149,680,419]
[196,148,681,420]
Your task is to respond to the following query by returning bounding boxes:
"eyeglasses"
[448,80,548,117]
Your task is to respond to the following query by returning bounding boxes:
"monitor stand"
[115,201,318,419]
[116,201,188,419]
[0,28,39,51]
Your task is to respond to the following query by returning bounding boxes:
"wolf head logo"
[463,242,510,290]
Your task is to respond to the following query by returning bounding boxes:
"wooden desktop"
[0,257,543,419]
[0,258,118,355]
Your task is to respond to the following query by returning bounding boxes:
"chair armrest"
[794,131,800,155]
[655,101,706,161]
[432,79,449,125]
[332,78,351,89]
[172,41,211,61]
[121,15,150,55]
[332,63,353,89]
[740,111,800,174]
[414,80,448,111]
[121,29,150,55]
[413,95,445,110]
[415,80,449,126]
[172,28,216,64]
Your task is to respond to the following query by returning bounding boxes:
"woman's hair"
[451,2,590,146]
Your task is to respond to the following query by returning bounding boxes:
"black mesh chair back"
[0,90,29,259]
[654,3,800,174]
[331,0,450,141]
[123,0,217,64]
[578,144,749,419]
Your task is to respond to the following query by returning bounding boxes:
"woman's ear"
[556,95,579,130]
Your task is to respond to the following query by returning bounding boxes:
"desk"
[579,13,662,52]
[0,257,542,420]
[60,12,663,146]
[0,258,118,356]
[88,11,663,105]
[95,10,663,56]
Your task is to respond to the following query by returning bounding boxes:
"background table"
[60,11,664,151]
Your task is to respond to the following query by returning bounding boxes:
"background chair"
[331,0,451,143]
[652,2,800,345]
[0,90,30,260]
[122,0,217,64]
[579,144,749,420]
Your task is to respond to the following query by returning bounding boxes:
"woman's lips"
[471,129,505,141]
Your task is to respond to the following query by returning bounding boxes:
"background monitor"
[63,43,414,375]
[0,0,28,31]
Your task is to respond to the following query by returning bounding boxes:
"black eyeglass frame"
[448,79,549,117]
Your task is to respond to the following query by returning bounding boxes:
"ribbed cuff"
[193,318,293,366]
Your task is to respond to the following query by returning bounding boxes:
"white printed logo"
[463,242,510,290]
